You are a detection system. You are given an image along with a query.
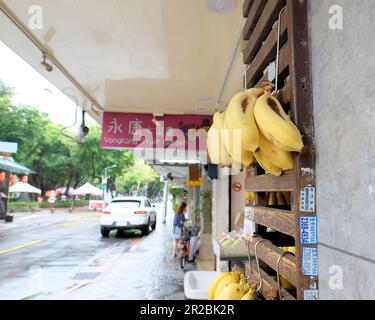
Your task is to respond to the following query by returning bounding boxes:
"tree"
[68,125,134,189]
[0,79,134,194]
[115,160,162,199]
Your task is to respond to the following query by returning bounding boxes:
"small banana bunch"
[207,82,304,176]
[208,270,257,301]
[266,192,291,206]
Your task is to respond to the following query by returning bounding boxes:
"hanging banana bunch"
[206,80,304,176]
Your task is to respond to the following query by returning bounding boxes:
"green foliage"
[169,187,186,212]
[0,79,134,193]
[69,126,134,189]
[115,160,163,199]
[40,200,89,208]
[8,201,38,209]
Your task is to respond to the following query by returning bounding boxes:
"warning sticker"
[300,216,318,244]
[302,247,319,276]
[300,186,315,212]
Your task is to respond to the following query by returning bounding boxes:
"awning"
[9,182,41,195]
[73,183,102,196]
[0,156,34,174]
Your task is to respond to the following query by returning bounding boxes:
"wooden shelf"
[243,0,255,18]
[247,236,298,287]
[246,262,296,300]
[243,0,286,63]
[251,207,296,238]
[242,0,317,300]
[245,173,294,192]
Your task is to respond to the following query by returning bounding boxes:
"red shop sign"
[101,112,212,152]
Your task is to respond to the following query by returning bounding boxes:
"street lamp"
[103,165,118,204]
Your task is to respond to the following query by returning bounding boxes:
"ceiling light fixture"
[205,0,237,14]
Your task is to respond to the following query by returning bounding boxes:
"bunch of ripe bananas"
[207,81,303,176]
[208,270,257,300]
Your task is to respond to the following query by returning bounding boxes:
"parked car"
[100,197,157,237]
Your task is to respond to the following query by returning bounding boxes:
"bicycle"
[178,225,190,269]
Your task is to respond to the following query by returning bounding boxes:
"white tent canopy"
[9,182,41,195]
[73,183,102,196]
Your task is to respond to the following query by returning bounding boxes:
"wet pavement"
[0,202,191,300]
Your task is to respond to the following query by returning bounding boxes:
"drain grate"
[72,272,101,280]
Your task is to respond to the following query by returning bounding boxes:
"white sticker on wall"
[300,186,315,212]
[304,289,319,300]
[243,207,255,241]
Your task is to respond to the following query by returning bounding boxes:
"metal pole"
[162,180,169,224]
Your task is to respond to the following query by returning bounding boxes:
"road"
[0,205,187,300]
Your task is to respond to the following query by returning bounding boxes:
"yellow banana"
[258,132,293,170]
[207,112,232,166]
[245,192,256,204]
[268,192,277,206]
[247,87,265,98]
[254,149,282,177]
[241,289,257,300]
[276,192,286,206]
[208,272,231,300]
[283,192,291,205]
[224,91,259,154]
[254,93,304,152]
[217,283,246,300]
[214,274,240,300]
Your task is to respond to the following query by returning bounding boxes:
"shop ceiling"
[0,0,245,123]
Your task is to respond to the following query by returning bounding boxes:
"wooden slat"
[245,173,294,192]
[252,206,296,238]
[244,5,287,67]
[287,0,317,300]
[243,0,286,63]
[246,262,296,300]
[247,236,298,287]
[242,0,267,40]
[248,40,290,89]
[243,0,254,18]
[276,81,291,106]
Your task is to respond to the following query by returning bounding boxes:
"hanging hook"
[245,239,253,281]
[253,238,270,293]
[274,6,286,96]
[276,250,295,300]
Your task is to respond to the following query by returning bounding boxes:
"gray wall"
[310,0,375,299]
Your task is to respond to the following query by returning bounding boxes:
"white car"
[100,197,157,237]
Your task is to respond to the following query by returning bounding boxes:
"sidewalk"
[64,201,191,300]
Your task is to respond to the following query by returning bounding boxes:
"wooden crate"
[241,0,317,300]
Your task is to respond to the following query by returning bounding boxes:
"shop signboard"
[101,112,212,162]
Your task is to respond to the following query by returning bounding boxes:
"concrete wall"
[310,0,375,299]
[231,170,246,231]
[212,168,230,236]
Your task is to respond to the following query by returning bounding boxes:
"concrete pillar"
[197,172,214,266]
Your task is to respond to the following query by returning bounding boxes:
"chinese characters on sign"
[101,112,212,153]
[300,186,315,212]
[302,247,319,276]
[300,216,318,245]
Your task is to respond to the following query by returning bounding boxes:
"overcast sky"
[0,41,95,131]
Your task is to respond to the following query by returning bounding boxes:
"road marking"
[19,214,52,221]
[55,221,79,228]
[0,240,43,255]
